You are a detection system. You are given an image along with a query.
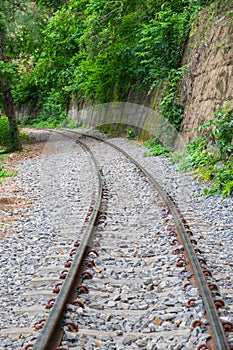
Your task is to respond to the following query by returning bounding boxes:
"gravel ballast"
[0,129,232,349]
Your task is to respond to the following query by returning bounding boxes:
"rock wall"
[68,102,184,149]
[180,2,233,141]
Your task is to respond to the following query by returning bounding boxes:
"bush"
[30,114,67,128]
[144,137,173,157]
[172,105,233,197]
[0,116,12,150]
[201,159,233,197]
[0,164,16,183]
[0,115,29,152]
[125,127,136,140]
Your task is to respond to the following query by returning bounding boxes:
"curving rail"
[32,138,103,350]
[75,131,230,350]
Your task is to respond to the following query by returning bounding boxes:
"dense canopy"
[1,0,215,132]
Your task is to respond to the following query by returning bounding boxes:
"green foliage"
[197,104,233,158]
[173,105,233,197]
[0,61,19,83]
[36,0,66,11]
[19,90,68,128]
[144,138,173,158]
[2,0,216,129]
[0,164,16,183]
[0,0,44,61]
[0,116,11,149]
[37,90,67,123]
[0,116,27,152]
[177,137,216,171]
[159,67,187,128]
[201,160,233,197]
[125,126,136,140]
[30,114,66,128]
[137,9,189,85]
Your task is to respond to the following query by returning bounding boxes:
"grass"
[0,163,16,183]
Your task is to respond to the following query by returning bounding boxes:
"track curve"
[32,138,103,349]
[60,129,231,350]
[7,128,231,350]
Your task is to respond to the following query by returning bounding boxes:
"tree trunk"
[1,78,22,151]
[0,33,22,152]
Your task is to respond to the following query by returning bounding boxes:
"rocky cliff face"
[180,2,233,141]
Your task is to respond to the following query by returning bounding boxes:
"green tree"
[24,1,87,120]
[0,0,23,151]
[0,0,49,150]
[36,0,67,11]
[11,0,216,129]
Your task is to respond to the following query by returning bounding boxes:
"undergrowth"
[0,115,29,153]
[0,164,16,183]
[20,114,67,129]
[172,105,233,198]
[125,127,136,140]
[144,137,173,157]
[0,116,11,150]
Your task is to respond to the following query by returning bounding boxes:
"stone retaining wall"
[180,2,233,141]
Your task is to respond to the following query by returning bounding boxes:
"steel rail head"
[32,136,103,350]
[76,131,230,350]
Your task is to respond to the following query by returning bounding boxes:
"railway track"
[0,133,99,349]
[0,129,232,349]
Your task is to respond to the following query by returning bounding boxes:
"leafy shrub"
[125,127,136,140]
[0,116,11,149]
[201,159,233,197]
[31,114,66,128]
[197,104,233,158]
[37,93,66,125]
[159,67,187,129]
[19,115,33,126]
[28,90,68,128]
[0,115,30,153]
[173,105,233,197]
[0,164,16,183]
[144,137,173,158]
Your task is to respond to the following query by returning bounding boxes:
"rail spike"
[23,345,34,350]
[75,285,89,295]
[196,345,212,350]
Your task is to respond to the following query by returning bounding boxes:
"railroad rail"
[79,131,231,350]
[18,129,232,350]
[29,136,103,350]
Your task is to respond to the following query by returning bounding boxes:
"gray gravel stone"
[122,334,138,345]
[1,129,232,349]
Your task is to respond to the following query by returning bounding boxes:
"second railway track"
[0,129,232,350]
